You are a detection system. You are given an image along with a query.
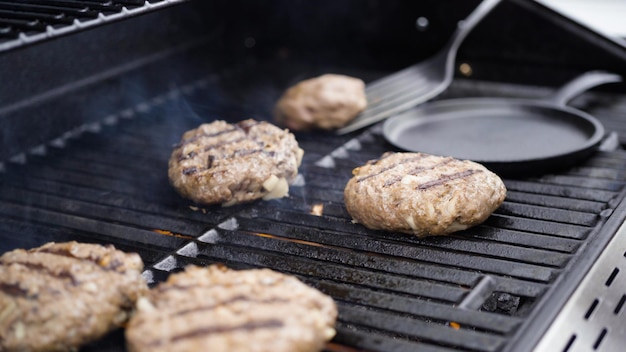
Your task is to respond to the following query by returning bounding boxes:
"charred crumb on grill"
[0,241,148,352]
[126,265,337,352]
[168,119,303,206]
[344,152,506,237]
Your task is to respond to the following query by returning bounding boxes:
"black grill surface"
[2,61,626,352]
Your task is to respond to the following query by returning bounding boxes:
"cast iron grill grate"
[1,72,626,351]
[0,0,185,50]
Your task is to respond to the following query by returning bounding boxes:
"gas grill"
[2,1,626,351]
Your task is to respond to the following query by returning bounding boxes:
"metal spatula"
[337,0,501,135]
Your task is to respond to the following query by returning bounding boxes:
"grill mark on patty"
[174,127,238,148]
[155,275,286,294]
[383,158,454,187]
[201,136,247,153]
[233,148,268,157]
[417,169,482,190]
[174,120,283,175]
[177,120,270,152]
[180,149,276,176]
[171,296,291,317]
[179,135,250,163]
[0,260,80,285]
[36,247,126,271]
[0,282,31,297]
[178,131,265,164]
[146,319,284,347]
[356,154,429,183]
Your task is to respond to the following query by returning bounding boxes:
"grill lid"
[0,0,187,51]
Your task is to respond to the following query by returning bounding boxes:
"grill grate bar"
[316,280,522,334]
[0,9,73,25]
[503,179,617,203]
[0,167,225,222]
[495,202,599,226]
[504,191,606,213]
[484,215,591,240]
[239,211,571,269]
[0,217,167,266]
[332,323,456,352]
[336,302,506,352]
[204,228,480,290]
[532,174,625,192]
[146,246,516,351]
[186,242,468,303]
[245,207,559,282]
[0,0,186,50]
[469,227,581,253]
[0,200,187,249]
[0,2,99,21]
[0,184,208,237]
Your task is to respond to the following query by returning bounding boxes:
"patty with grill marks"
[125,265,337,352]
[168,119,304,206]
[344,152,506,237]
[274,74,367,130]
[0,241,148,352]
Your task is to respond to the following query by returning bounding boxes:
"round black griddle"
[383,71,622,177]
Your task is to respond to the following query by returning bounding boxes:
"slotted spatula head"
[337,0,501,135]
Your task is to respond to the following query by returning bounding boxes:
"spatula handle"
[549,71,622,106]
[444,0,502,61]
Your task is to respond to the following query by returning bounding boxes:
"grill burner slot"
[535,219,626,352]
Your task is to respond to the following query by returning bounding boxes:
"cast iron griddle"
[383,71,621,176]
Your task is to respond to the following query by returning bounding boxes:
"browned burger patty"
[0,241,148,352]
[274,74,367,130]
[126,265,337,352]
[168,119,304,206]
[344,152,507,237]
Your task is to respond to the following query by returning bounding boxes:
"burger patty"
[168,119,304,206]
[0,241,148,352]
[274,74,367,130]
[344,152,507,237]
[126,265,337,352]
